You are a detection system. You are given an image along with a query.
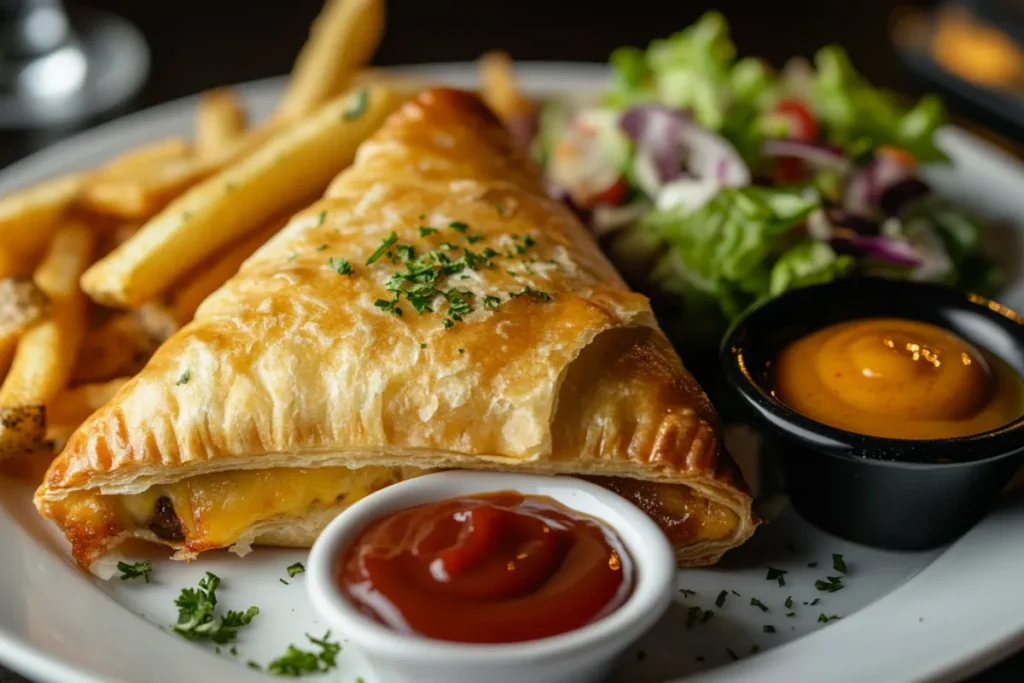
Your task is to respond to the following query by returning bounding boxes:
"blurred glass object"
[0,0,149,128]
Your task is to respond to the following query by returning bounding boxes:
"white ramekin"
[306,471,675,683]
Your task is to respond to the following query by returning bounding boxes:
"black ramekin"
[720,278,1024,550]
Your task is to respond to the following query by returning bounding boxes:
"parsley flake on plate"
[715,590,728,608]
[678,589,696,598]
[419,226,438,237]
[117,560,152,583]
[266,631,341,676]
[766,566,787,586]
[750,598,770,612]
[833,553,848,574]
[785,596,794,609]
[818,613,841,623]
[763,625,776,633]
[449,221,469,233]
[287,562,305,577]
[172,572,258,644]
[815,576,845,593]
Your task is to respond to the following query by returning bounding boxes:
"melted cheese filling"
[118,465,403,550]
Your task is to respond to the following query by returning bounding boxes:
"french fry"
[0,221,94,459]
[479,51,536,121]
[0,245,27,279]
[0,172,87,260]
[275,0,386,121]
[0,278,49,335]
[82,85,408,308]
[478,51,538,148]
[196,88,248,157]
[169,220,284,324]
[0,329,17,378]
[103,138,191,174]
[47,377,128,433]
[79,126,278,220]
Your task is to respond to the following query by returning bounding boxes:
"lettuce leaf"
[811,46,948,162]
[642,186,818,319]
[769,240,856,296]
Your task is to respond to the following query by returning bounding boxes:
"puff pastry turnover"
[35,88,758,572]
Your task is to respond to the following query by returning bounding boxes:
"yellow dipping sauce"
[772,318,1024,439]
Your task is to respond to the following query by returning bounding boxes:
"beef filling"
[148,496,185,542]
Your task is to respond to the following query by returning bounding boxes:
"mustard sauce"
[773,318,1024,439]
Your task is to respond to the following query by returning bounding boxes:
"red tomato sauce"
[337,491,633,643]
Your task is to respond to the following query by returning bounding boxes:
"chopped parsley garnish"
[230,647,237,656]
[818,613,841,623]
[248,662,261,670]
[266,631,341,677]
[419,226,438,237]
[442,317,453,329]
[367,231,398,265]
[811,598,821,606]
[686,606,713,629]
[444,288,473,320]
[808,562,819,568]
[117,560,152,583]
[833,553,848,574]
[328,256,353,276]
[315,244,327,252]
[815,576,845,593]
[678,589,696,598]
[715,590,727,608]
[731,590,741,597]
[763,625,776,633]
[420,343,426,349]
[512,233,536,254]
[175,370,191,386]
[750,598,770,613]
[287,563,305,577]
[787,612,796,617]
[467,233,484,244]
[726,648,739,661]
[449,221,469,233]
[279,579,288,585]
[510,286,552,302]
[482,247,499,258]
[172,572,258,644]
[342,89,369,120]
[483,295,501,310]
[396,244,416,261]
[441,241,459,250]
[374,297,402,316]
[316,211,327,227]
[766,566,787,586]
[458,349,464,354]
[785,596,794,609]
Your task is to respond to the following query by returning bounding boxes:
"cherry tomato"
[773,98,819,142]
[592,177,628,206]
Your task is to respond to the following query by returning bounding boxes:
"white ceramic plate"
[0,63,1022,683]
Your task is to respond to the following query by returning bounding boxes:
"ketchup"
[338,492,633,643]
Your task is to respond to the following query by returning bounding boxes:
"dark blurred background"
[0,0,1021,681]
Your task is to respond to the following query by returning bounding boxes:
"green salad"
[529,12,998,346]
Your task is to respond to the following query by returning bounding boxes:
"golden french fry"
[170,220,284,324]
[352,69,437,96]
[47,376,128,431]
[0,172,87,259]
[196,88,248,157]
[0,245,28,279]
[82,85,407,308]
[479,51,536,120]
[0,278,49,335]
[79,126,278,220]
[0,221,94,458]
[0,328,17,378]
[103,138,191,174]
[275,0,386,121]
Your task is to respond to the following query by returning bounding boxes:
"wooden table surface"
[0,0,1020,681]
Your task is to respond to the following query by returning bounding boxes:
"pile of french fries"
[0,0,538,468]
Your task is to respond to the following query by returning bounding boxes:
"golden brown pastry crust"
[36,88,757,568]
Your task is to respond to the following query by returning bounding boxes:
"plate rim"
[0,62,1021,683]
